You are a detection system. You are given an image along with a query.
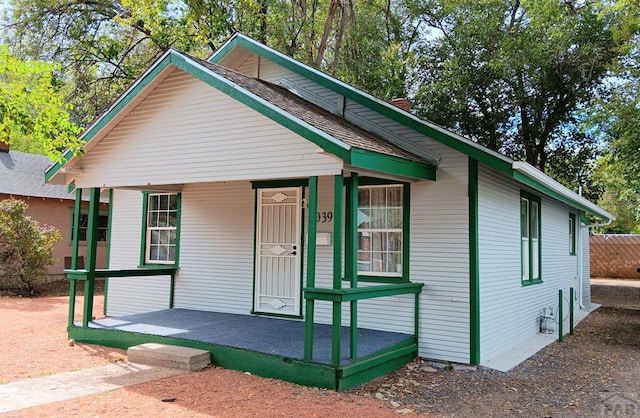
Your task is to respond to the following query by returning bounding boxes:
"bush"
[0,199,61,295]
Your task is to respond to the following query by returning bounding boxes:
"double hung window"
[569,213,577,255]
[357,184,404,277]
[143,193,180,265]
[521,192,541,284]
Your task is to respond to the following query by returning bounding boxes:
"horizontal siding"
[248,56,473,362]
[581,225,591,307]
[173,181,255,314]
[478,165,580,362]
[74,67,342,189]
[106,189,171,316]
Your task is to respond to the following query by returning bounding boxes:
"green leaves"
[0,199,62,295]
[0,46,83,162]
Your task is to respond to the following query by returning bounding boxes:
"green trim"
[512,171,606,221]
[251,188,258,313]
[304,282,424,302]
[211,34,615,219]
[332,175,344,290]
[82,187,101,328]
[68,324,414,391]
[170,53,350,160]
[349,149,436,181]
[402,181,411,282]
[48,48,435,185]
[67,208,109,245]
[65,267,177,280]
[520,190,542,286]
[331,174,344,368]
[468,158,480,365]
[45,52,178,183]
[67,181,76,193]
[209,34,512,176]
[69,188,82,327]
[304,176,318,361]
[348,173,358,360]
[68,326,337,390]
[569,213,577,256]
[71,189,82,270]
[355,180,410,283]
[104,189,114,316]
[139,192,181,267]
[251,179,309,189]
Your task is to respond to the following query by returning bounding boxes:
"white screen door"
[254,187,302,315]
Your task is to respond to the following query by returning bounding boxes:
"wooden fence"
[590,234,640,279]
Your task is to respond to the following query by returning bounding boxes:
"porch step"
[127,343,211,371]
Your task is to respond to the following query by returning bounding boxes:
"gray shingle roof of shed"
[0,151,74,200]
[189,55,429,164]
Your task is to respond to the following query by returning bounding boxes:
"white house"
[46,33,614,390]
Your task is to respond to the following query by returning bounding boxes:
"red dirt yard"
[0,295,416,417]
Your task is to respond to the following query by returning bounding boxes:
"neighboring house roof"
[208,33,615,222]
[0,150,74,200]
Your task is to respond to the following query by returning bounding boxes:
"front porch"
[64,173,426,390]
[70,307,417,390]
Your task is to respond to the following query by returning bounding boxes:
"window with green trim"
[70,211,109,243]
[143,193,180,264]
[521,192,541,284]
[569,213,577,255]
[357,185,403,277]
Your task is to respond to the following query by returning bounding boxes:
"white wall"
[73,67,343,189]
[478,165,581,362]
[106,189,171,316]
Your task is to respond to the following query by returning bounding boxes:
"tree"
[2,1,420,124]
[0,45,83,161]
[409,0,638,181]
[0,199,62,296]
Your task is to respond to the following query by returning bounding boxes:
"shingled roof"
[0,151,74,200]
[189,55,429,164]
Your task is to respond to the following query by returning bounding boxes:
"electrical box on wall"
[306,232,332,246]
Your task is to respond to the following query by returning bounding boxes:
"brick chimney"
[390,98,411,113]
[0,141,9,153]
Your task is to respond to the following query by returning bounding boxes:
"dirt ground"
[0,282,639,417]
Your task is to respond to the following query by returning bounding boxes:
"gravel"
[352,284,640,417]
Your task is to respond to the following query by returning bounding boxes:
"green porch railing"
[303,282,424,367]
[65,267,178,328]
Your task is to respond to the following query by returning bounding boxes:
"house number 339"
[317,212,333,223]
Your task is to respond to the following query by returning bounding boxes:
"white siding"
[478,165,581,362]
[173,181,255,313]
[73,67,342,189]
[581,225,591,307]
[106,189,171,316]
[228,55,472,362]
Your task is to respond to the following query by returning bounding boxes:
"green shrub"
[0,199,61,295]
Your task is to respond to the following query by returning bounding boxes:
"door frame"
[251,179,308,318]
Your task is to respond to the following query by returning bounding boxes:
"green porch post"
[304,176,319,361]
[348,173,359,360]
[332,174,344,367]
[68,188,83,327]
[82,187,101,328]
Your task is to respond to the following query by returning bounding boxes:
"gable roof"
[0,151,74,200]
[45,51,436,184]
[209,33,614,222]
